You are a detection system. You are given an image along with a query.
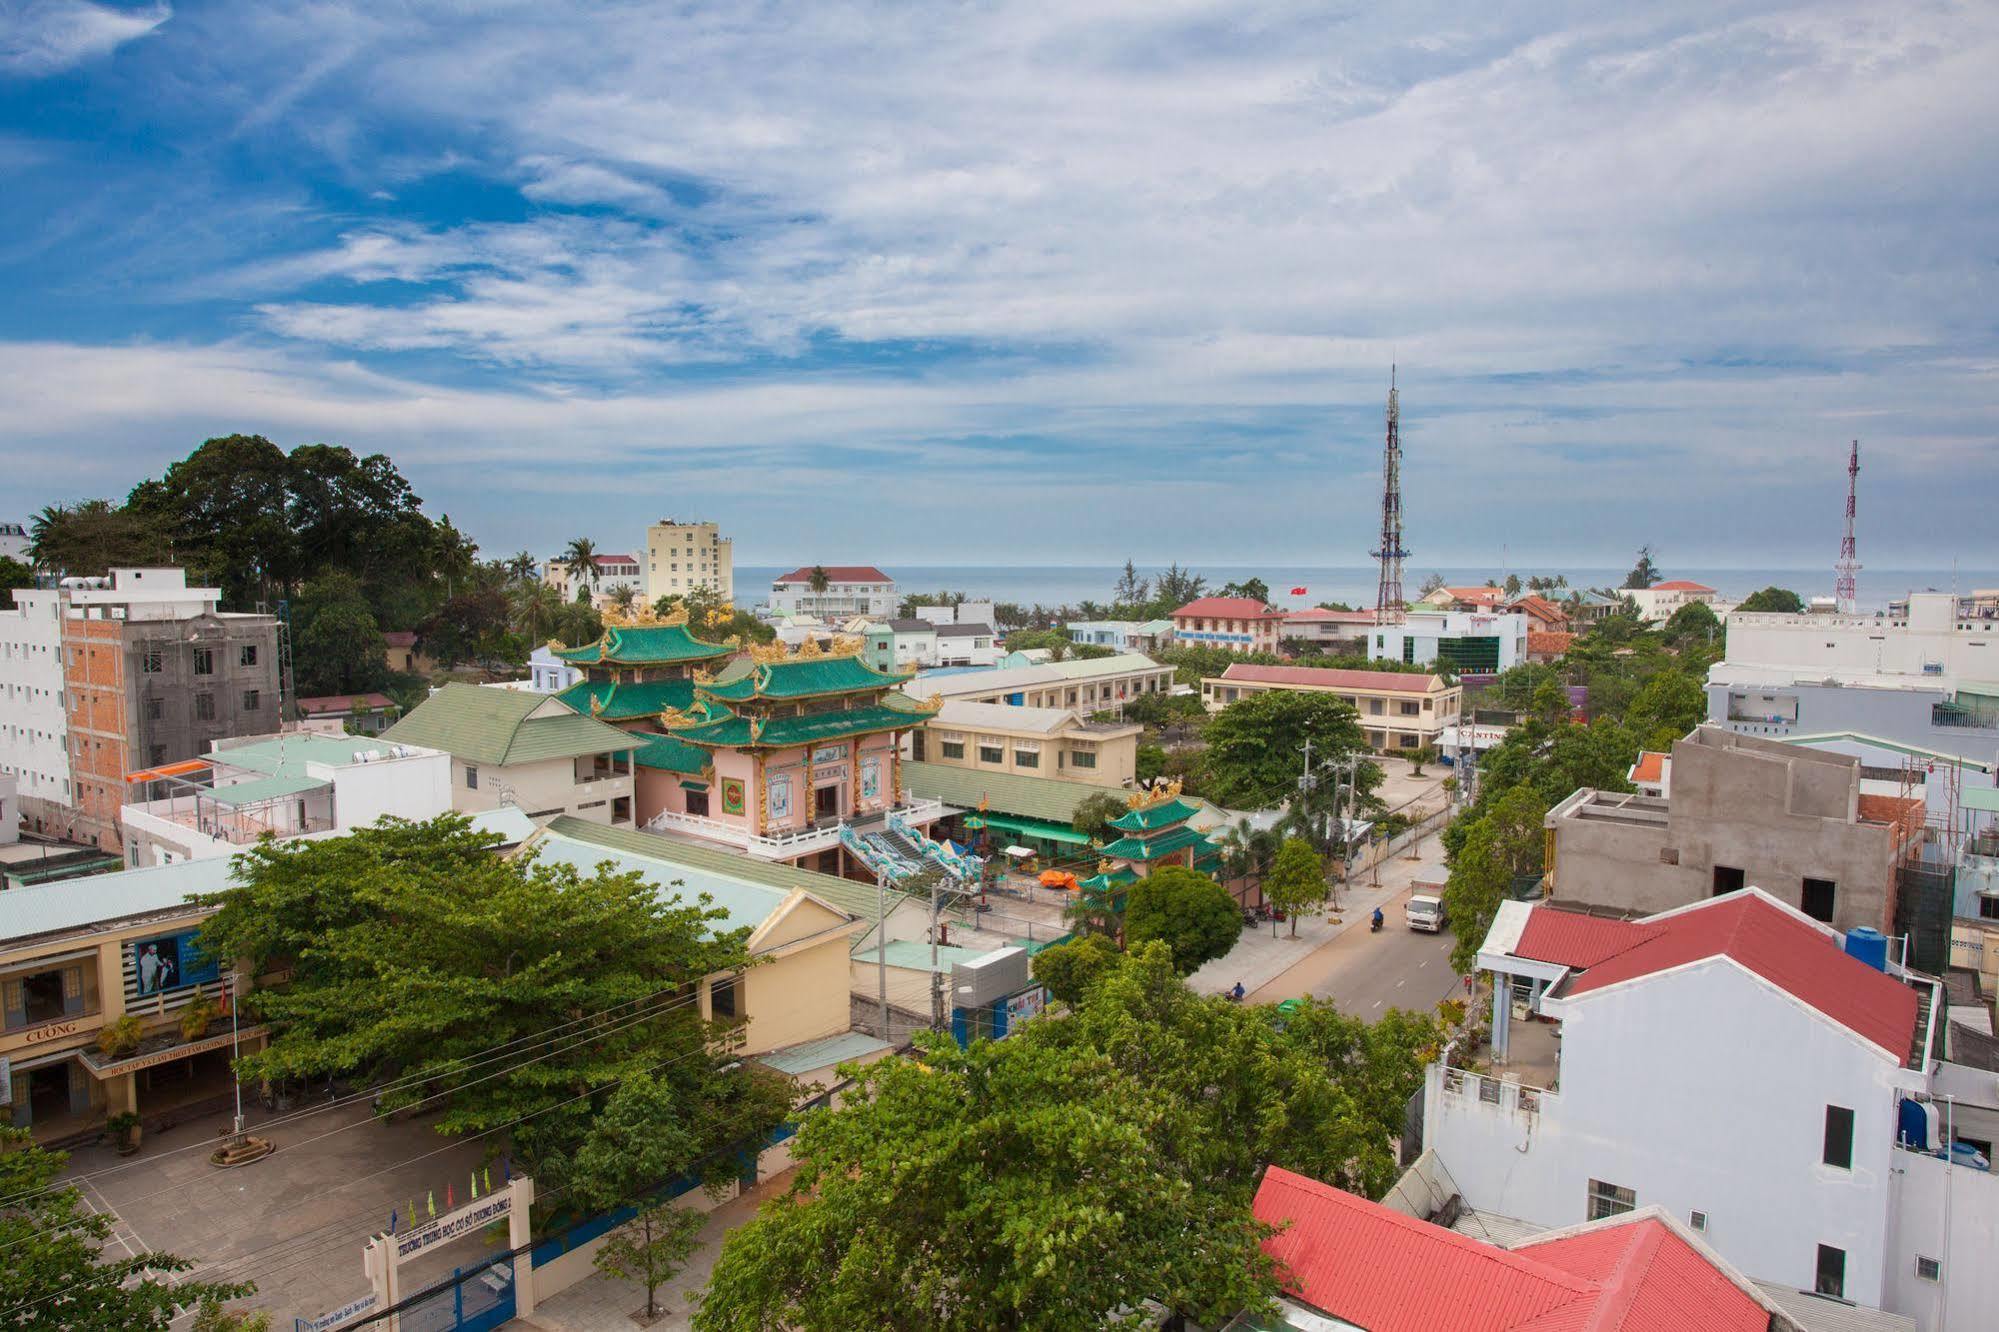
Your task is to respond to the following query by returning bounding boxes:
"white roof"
[1707,662,1959,693]
[931,700,1083,735]
[914,653,1166,698]
[0,857,238,946]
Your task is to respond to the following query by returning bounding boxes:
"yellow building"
[646,519,733,603]
[1203,663,1460,752]
[908,700,1140,787]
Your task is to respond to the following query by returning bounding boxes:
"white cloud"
[1,0,168,74]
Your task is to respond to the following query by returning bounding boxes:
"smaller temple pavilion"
[551,614,735,723]
[1076,781,1221,906]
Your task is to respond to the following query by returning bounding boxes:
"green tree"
[1201,689,1365,808]
[1123,865,1240,973]
[291,571,391,696]
[196,816,768,1186]
[806,564,830,616]
[1621,545,1661,589]
[1029,932,1124,1005]
[1736,586,1805,613]
[191,1303,274,1332]
[1442,819,1509,973]
[1219,577,1271,605]
[1070,790,1130,841]
[26,498,169,575]
[126,434,299,603]
[1150,562,1207,612]
[0,555,31,608]
[1624,670,1706,750]
[1661,599,1720,649]
[1503,573,1522,597]
[1112,559,1150,608]
[0,1126,253,1328]
[1261,837,1327,937]
[563,537,599,596]
[596,1201,704,1322]
[1135,741,1167,783]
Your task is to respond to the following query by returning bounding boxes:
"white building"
[0,773,16,844]
[766,566,897,620]
[908,653,1176,712]
[0,585,70,826]
[1627,580,1719,622]
[645,519,733,602]
[0,521,27,563]
[120,732,454,868]
[1364,609,1530,673]
[1425,888,1998,1331]
[526,644,582,694]
[1066,619,1174,652]
[931,623,1001,669]
[543,552,644,607]
[912,601,996,630]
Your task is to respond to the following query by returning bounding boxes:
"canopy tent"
[962,811,1092,846]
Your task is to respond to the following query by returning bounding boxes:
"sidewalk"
[512,1169,793,1331]
[1187,831,1446,996]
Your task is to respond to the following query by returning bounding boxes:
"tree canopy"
[291,572,391,696]
[1260,837,1328,936]
[1200,688,1366,808]
[1621,546,1661,589]
[1736,586,1805,614]
[1122,864,1241,973]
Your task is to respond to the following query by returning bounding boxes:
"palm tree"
[807,564,830,618]
[504,550,538,583]
[563,537,599,598]
[1217,818,1282,897]
[510,580,561,644]
[607,583,639,615]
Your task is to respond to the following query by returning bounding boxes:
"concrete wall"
[1726,595,1996,682]
[0,591,71,827]
[1427,959,1909,1308]
[448,754,630,825]
[738,933,854,1055]
[1706,675,1999,765]
[328,751,453,831]
[1882,1146,1999,1332]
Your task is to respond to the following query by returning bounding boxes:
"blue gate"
[396,1255,515,1332]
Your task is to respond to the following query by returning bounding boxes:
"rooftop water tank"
[1844,927,1888,972]
[1899,1098,1940,1151]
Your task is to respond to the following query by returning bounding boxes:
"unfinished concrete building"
[1545,726,1938,963]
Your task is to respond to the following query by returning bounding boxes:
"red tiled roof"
[1172,596,1286,619]
[1560,894,1921,1065]
[1649,581,1715,592]
[774,565,892,584]
[1253,1168,1769,1331]
[1219,663,1441,693]
[1516,910,1664,969]
[1629,751,1667,784]
[297,692,396,714]
[1510,595,1570,626]
[592,553,638,567]
[1528,631,1577,657]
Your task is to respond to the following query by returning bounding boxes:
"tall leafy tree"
[1201,689,1366,808]
[1028,932,1124,1005]
[1736,586,1804,614]
[0,1126,253,1329]
[1621,545,1662,589]
[1123,864,1240,973]
[291,571,391,695]
[1218,577,1271,604]
[128,434,299,603]
[1112,559,1149,607]
[1151,562,1207,611]
[1070,790,1130,841]
[26,499,169,575]
[0,555,31,608]
[563,537,600,596]
[1261,837,1327,937]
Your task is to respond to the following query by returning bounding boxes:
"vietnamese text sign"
[394,1192,513,1261]
[294,1293,376,1332]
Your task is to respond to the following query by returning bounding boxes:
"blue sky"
[3,0,1996,569]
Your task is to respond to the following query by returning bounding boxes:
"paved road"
[1249,881,1465,1016]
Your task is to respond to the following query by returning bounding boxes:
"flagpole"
[230,969,244,1141]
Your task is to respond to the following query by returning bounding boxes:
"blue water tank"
[1844,927,1889,972]
[1899,1098,1940,1151]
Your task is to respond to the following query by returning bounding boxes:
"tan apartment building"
[1168,597,1288,654]
[1544,726,1927,952]
[1202,664,1459,752]
[646,519,733,602]
[906,700,1140,788]
[912,653,1178,712]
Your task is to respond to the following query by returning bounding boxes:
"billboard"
[131,928,221,998]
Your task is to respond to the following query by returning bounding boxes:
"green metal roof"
[1107,798,1200,833]
[756,1031,893,1076]
[216,734,414,776]
[554,677,696,721]
[966,812,1092,845]
[673,702,926,750]
[700,654,912,703]
[1080,865,1138,892]
[553,624,732,667]
[631,732,711,775]
[207,774,329,806]
[1098,825,1212,862]
[382,683,641,767]
[901,760,1115,825]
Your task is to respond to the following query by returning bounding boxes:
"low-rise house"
[543,552,644,607]
[383,630,433,676]
[1627,749,1670,797]
[1202,664,1460,753]
[1427,888,1994,1331]
[1568,590,1630,627]
[1169,597,1288,654]
[1627,579,1717,622]
[766,566,897,620]
[1507,594,1573,632]
[1526,630,1576,664]
[908,700,1139,788]
[1545,726,1935,962]
[864,619,938,672]
[1415,585,1508,612]
[1279,607,1374,650]
[909,653,1177,712]
[910,601,995,629]
[1065,619,1173,653]
[295,691,400,735]
[120,732,453,867]
[381,683,644,827]
[931,623,1001,669]
[526,644,582,693]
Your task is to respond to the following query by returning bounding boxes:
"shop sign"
[20,1019,81,1045]
[394,1192,513,1261]
[86,1026,264,1078]
[294,1293,376,1332]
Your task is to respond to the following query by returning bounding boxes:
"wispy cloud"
[1,0,168,75]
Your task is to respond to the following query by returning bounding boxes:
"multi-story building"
[0,569,280,851]
[862,620,938,673]
[908,700,1139,788]
[1627,579,1718,622]
[1202,663,1460,753]
[120,732,452,867]
[1168,597,1288,654]
[645,519,733,602]
[1544,726,1931,958]
[1428,888,1997,1331]
[543,552,645,607]
[0,521,27,563]
[1066,619,1174,653]
[295,691,400,735]
[931,623,1001,669]
[767,566,896,620]
[1278,607,1374,649]
[910,653,1177,713]
[0,773,16,844]
[1364,609,1530,673]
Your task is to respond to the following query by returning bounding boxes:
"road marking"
[1395,978,1405,988]
[1418,959,1428,968]
[81,1181,140,1261]
[1371,1000,1383,1009]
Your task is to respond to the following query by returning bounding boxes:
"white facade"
[932,624,1001,669]
[0,521,26,563]
[644,519,733,602]
[0,587,69,818]
[1364,610,1530,672]
[1725,594,1998,683]
[912,602,996,629]
[527,645,582,694]
[1627,582,1718,622]
[0,773,16,844]
[544,553,643,607]
[766,569,897,619]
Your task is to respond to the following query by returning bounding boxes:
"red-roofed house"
[1417,584,1510,611]
[1170,597,1289,655]
[1248,1165,1778,1331]
[1509,594,1573,631]
[1202,662,1461,752]
[1628,580,1718,623]
[1420,885,1965,1323]
[1626,749,1669,796]
[296,691,401,735]
[768,565,897,619]
[1527,630,1577,663]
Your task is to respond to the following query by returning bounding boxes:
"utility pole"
[875,869,891,1041]
[928,869,946,1030]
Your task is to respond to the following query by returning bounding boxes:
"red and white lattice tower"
[1834,440,1861,615]
[1372,367,1409,625]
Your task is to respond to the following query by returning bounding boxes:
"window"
[140,650,162,674]
[1689,1211,1708,1234]
[465,765,479,790]
[710,974,741,1021]
[910,733,926,761]
[941,740,966,760]
[1823,1105,1854,1169]
[1915,1255,1941,1282]
[193,693,216,721]
[685,790,710,817]
[242,689,261,712]
[1815,1244,1845,1299]
[978,743,1005,765]
[1071,749,1097,770]
[193,648,215,676]
[145,696,164,721]
[1981,897,1999,921]
[1801,877,1836,923]
[1586,1180,1635,1221]
[1014,748,1039,770]
[1712,864,1745,895]
[239,645,258,667]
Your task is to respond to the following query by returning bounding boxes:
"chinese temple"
[550,612,734,722]
[1077,782,1219,899]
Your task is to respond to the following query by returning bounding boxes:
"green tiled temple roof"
[1106,797,1201,833]
[672,702,929,750]
[699,654,912,703]
[1097,824,1211,862]
[555,678,696,720]
[554,624,731,667]
[630,732,711,775]
[1080,865,1138,892]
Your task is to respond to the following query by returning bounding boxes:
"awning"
[125,759,211,783]
[679,779,710,791]
[966,812,1091,845]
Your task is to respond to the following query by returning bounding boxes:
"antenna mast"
[1834,440,1861,614]
[1372,367,1409,625]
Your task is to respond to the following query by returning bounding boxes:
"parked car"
[1406,894,1448,933]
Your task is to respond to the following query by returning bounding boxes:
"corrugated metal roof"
[207,773,329,806]
[1751,1281,1915,1331]
[1515,910,1663,969]
[901,759,1109,825]
[1517,1221,1768,1330]
[1218,663,1442,693]
[0,856,238,945]
[526,826,791,935]
[756,1031,893,1076]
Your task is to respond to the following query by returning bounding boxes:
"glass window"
[1071,749,1097,769]
[941,741,965,760]
[242,689,260,712]
[1014,749,1039,769]
[465,765,479,790]
[193,648,214,676]
[978,743,1005,765]
[141,650,162,674]
[239,645,258,667]
[193,693,216,721]
[1823,1105,1854,1170]
[1586,1179,1635,1221]
[1815,1244,1845,1299]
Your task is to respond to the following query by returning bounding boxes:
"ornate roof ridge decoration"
[741,635,869,666]
[1125,777,1185,810]
[658,705,700,729]
[546,639,567,653]
[602,604,689,628]
[693,666,718,685]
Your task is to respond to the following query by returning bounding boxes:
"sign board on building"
[393,1191,514,1261]
[130,927,221,998]
[294,1293,377,1332]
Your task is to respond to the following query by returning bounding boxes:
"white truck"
[1405,894,1448,933]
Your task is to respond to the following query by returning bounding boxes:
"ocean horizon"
[733,563,1994,616]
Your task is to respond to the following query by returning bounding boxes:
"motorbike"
[1369,911,1384,934]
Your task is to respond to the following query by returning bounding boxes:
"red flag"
[1289,586,1307,596]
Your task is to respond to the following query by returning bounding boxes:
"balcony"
[1933,702,1999,731]
[645,796,946,861]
